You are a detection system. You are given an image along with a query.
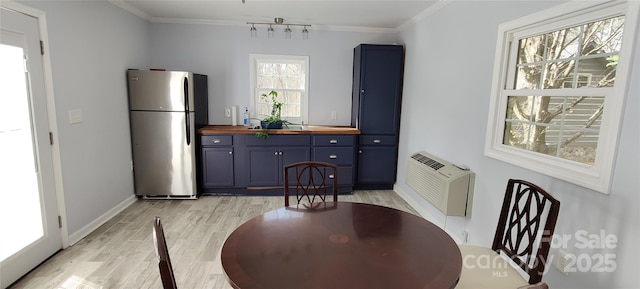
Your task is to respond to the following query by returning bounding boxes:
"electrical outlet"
[462,230,469,244]
[68,109,83,124]
[331,111,337,119]
[556,250,571,276]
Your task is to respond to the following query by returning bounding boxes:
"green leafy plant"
[255,90,292,138]
[255,130,270,139]
[264,90,282,120]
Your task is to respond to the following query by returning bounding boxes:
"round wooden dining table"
[221,202,462,289]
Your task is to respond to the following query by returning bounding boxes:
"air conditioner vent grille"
[406,151,475,217]
[411,153,445,170]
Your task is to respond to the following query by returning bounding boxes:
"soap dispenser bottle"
[243,107,249,126]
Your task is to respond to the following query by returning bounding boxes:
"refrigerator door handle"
[184,77,191,146]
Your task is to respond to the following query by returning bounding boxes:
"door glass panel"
[0,43,44,261]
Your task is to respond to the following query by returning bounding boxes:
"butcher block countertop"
[198,125,360,135]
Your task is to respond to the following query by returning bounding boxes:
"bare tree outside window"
[256,62,304,119]
[503,16,624,164]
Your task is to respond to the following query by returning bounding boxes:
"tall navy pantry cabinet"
[351,44,404,190]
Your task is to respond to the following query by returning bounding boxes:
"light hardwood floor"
[9,190,417,289]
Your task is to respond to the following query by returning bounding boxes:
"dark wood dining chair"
[286,201,339,212]
[284,161,338,206]
[457,179,560,288]
[153,217,177,289]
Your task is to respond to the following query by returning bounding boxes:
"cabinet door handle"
[373,139,381,144]
[359,150,363,154]
[228,151,233,155]
[213,139,221,144]
[279,151,283,155]
[329,154,337,159]
[329,139,338,144]
[329,174,334,179]
[274,151,279,155]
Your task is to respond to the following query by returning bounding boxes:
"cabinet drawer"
[201,135,233,146]
[359,135,397,146]
[314,147,355,166]
[315,166,352,186]
[246,135,310,146]
[313,135,355,146]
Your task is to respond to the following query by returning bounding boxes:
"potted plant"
[255,90,292,138]
[260,90,284,129]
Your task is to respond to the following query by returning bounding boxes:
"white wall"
[19,1,150,236]
[148,23,399,126]
[397,1,639,288]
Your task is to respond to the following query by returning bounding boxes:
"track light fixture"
[247,18,311,39]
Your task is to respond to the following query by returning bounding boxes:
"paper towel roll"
[231,106,237,126]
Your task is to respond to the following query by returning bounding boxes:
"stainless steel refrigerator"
[127,69,208,198]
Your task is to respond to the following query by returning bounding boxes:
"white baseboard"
[393,185,439,223]
[66,195,137,246]
[393,184,464,244]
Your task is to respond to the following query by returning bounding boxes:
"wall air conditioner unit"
[406,151,475,217]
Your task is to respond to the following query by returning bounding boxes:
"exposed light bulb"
[268,25,274,38]
[250,24,257,38]
[284,25,292,39]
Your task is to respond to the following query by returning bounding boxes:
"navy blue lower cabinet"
[356,145,398,189]
[200,135,235,189]
[201,147,234,187]
[312,135,356,192]
[200,132,358,195]
[246,147,281,186]
[245,134,312,188]
[246,146,310,186]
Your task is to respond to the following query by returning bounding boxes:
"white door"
[1,6,62,288]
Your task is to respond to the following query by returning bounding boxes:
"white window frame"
[484,1,639,194]
[249,54,309,125]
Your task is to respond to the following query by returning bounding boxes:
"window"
[485,1,639,194]
[250,54,309,124]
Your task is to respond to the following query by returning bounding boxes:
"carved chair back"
[284,161,338,206]
[492,179,560,284]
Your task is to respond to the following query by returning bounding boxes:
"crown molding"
[148,17,397,33]
[109,0,151,21]
[397,0,452,31]
[109,0,446,34]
